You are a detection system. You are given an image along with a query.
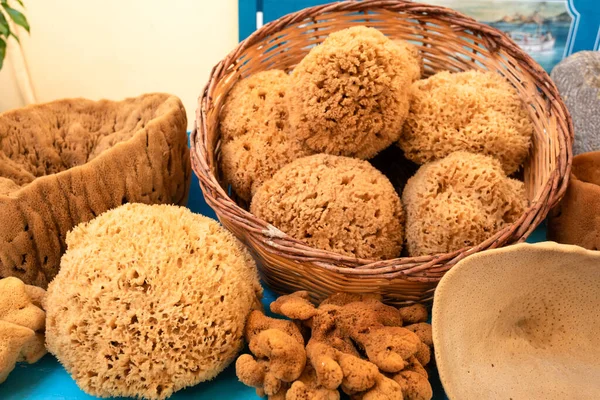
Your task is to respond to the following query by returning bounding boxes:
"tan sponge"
[398,70,532,175]
[0,94,190,288]
[403,152,527,256]
[0,277,47,384]
[45,203,262,399]
[219,70,311,200]
[250,154,404,259]
[288,26,421,159]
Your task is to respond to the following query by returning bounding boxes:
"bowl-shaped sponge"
[219,70,311,201]
[398,70,532,175]
[402,152,527,256]
[0,94,190,288]
[288,26,421,159]
[433,242,600,399]
[45,203,262,400]
[250,154,405,259]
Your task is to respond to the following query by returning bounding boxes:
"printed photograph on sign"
[427,1,573,71]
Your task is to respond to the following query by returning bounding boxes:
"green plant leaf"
[3,5,29,32]
[0,10,9,37]
[0,37,6,71]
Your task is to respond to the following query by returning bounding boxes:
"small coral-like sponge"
[403,152,527,256]
[398,70,532,175]
[288,26,421,159]
[251,154,405,259]
[45,203,262,400]
[0,277,47,384]
[219,70,311,201]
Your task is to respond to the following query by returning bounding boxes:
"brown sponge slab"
[0,93,190,287]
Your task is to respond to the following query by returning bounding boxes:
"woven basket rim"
[192,0,574,275]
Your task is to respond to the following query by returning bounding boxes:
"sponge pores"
[219,70,311,200]
[45,203,262,400]
[398,70,532,175]
[403,152,527,256]
[250,154,405,259]
[288,26,421,159]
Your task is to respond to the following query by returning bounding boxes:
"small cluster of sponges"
[236,291,434,399]
[288,26,422,159]
[0,93,190,287]
[45,203,262,400]
[251,154,405,259]
[398,70,532,175]
[219,70,311,201]
[0,277,47,384]
[402,152,528,256]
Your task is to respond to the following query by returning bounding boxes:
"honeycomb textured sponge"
[250,154,404,259]
[219,70,311,200]
[220,132,311,201]
[398,70,533,175]
[45,204,262,400]
[402,152,527,256]
[0,93,190,288]
[219,70,290,142]
[288,26,421,159]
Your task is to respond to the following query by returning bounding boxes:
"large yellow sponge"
[45,203,262,399]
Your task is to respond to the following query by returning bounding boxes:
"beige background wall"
[0,0,239,130]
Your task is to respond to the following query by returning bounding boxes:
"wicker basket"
[191,0,573,305]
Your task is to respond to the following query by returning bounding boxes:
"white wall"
[0,0,239,130]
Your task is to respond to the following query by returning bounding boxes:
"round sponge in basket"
[288,26,421,159]
[398,70,533,175]
[402,151,527,256]
[219,70,312,201]
[45,203,262,400]
[250,154,405,259]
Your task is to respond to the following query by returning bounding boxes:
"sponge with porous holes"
[288,26,421,159]
[398,70,533,175]
[220,129,311,202]
[250,154,405,259]
[219,70,311,201]
[220,70,290,143]
[45,203,262,400]
[402,152,528,256]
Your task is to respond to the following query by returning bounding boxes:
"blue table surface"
[0,152,549,400]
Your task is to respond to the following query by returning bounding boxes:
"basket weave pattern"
[192,0,573,304]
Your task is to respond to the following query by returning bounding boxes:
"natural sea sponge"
[398,70,532,175]
[220,70,290,142]
[288,26,421,159]
[250,154,405,259]
[547,150,600,249]
[0,277,47,384]
[432,242,600,399]
[403,152,527,256]
[0,94,190,288]
[220,130,311,202]
[219,70,311,201]
[45,203,262,400]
